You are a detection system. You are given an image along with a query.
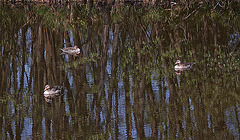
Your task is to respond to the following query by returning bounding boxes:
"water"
[1,3,240,139]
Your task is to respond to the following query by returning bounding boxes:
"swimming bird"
[44,85,62,95]
[60,46,80,55]
[174,60,195,70]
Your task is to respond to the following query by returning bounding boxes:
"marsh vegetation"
[0,1,240,139]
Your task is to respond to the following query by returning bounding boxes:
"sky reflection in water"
[1,3,240,139]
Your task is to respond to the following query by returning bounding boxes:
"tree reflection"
[1,2,240,139]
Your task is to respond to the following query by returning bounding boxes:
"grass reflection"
[1,2,240,139]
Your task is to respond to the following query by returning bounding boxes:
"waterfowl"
[174,60,195,70]
[60,46,80,55]
[44,85,62,95]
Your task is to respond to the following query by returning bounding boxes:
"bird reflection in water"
[175,69,192,76]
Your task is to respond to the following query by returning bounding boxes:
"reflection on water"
[225,106,240,139]
[1,2,240,139]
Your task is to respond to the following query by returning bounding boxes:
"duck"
[60,46,80,55]
[44,85,62,96]
[174,60,195,70]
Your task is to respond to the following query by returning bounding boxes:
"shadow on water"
[1,1,240,139]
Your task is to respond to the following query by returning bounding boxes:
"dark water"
[1,3,240,139]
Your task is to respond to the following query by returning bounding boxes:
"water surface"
[1,3,240,139]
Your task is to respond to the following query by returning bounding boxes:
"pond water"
[1,3,240,139]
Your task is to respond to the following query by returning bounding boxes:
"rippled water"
[1,3,240,139]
